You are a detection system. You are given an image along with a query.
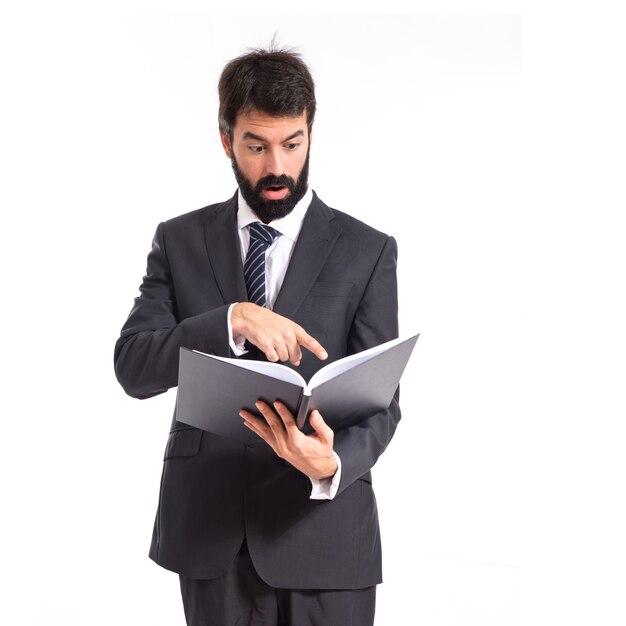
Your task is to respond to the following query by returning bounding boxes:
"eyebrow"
[242,129,305,143]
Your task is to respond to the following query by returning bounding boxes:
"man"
[115,45,400,626]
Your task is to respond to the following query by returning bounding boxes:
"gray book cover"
[176,334,419,446]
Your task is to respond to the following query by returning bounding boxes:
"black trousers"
[179,542,376,626]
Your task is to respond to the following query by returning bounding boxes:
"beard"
[231,149,310,223]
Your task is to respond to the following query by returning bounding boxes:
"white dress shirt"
[227,187,341,500]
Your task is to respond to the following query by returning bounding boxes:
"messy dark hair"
[218,43,316,137]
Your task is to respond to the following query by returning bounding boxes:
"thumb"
[309,410,333,443]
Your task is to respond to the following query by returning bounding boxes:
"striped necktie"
[244,223,279,308]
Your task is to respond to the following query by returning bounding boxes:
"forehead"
[233,109,308,139]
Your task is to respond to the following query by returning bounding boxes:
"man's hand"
[240,401,337,480]
[231,302,327,366]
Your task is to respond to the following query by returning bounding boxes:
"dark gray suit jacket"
[114,191,400,589]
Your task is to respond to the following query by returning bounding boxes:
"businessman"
[115,45,400,626]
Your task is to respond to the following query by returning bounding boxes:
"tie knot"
[249,222,279,247]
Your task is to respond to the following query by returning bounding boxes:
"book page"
[307,335,413,391]
[193,351,307,387]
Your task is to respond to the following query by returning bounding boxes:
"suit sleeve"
[332,235,401,497]
[114,222,232,399]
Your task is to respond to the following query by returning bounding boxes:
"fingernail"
[320,351,328,359]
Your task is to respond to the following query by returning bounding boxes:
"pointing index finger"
[295,328,328,361]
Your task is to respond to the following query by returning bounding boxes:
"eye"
[285,142,300,151]
[248,145,265,154]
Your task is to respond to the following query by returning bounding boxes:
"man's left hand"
[240,401,337,481]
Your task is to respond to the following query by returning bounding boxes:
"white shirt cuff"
[227,303,247,356]
[309,452,342,500]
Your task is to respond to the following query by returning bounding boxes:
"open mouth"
[262,186,289,200]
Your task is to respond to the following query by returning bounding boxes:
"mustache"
[254,174,295,192]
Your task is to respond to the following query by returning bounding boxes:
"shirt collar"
[237,186,313,243]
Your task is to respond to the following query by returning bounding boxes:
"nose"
[263,147,284,177]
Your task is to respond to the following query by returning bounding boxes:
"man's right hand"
[231,302,328,366]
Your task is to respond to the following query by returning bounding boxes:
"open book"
[176,334,419,446]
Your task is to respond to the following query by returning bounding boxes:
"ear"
[220,131,232,158]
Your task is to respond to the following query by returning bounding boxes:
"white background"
[1,2,624,625]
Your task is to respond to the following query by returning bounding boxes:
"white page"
[193,351,307,387]
[307,335,412,391]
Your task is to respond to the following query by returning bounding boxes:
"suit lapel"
[273,192,342,319]
[204,192,248,305]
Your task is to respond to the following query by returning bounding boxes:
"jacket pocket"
[308,282,354,297]
[163,427,203,460]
